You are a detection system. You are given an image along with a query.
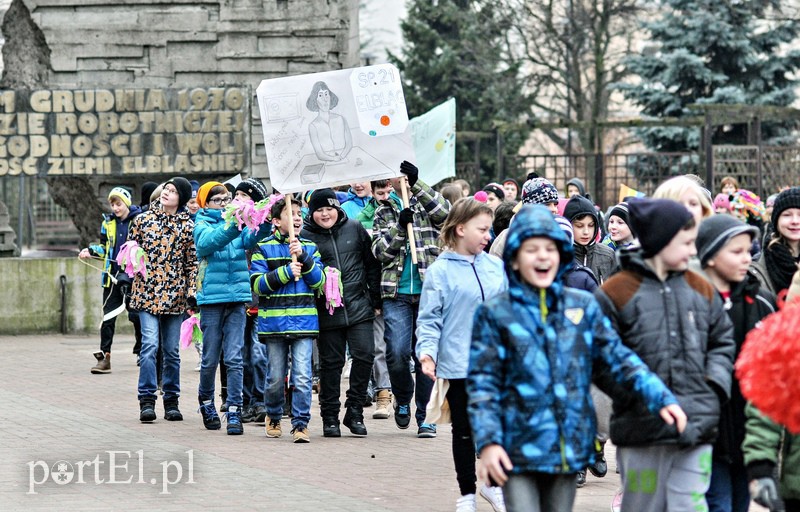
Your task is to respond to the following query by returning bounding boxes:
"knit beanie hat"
[140,182,158,206]
[189,180,200,199]
[628,198,693,258]
[108,187,131,207]
[770,187,800,232]
[554,215,574,245]
[713,193,731,212]
[166,177,193,209]
[196,181,223,208]
[696,214,758,268]
[483,183,505,201]
[521,177,559,205]
[235,177,269,203]
[607,201,630,226]
[308,188,340,214]
[502,177,519,188]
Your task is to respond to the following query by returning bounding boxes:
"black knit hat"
[696,214,758,268]
[235,178,269,203]
[771,186,800,233]
[140,181,158,207]
[166,177,193,209]
[308,188,340,214]
[628,198,693,258]
[608,202,630,226]
[483,184,505,201]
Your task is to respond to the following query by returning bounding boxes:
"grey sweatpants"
[371,314,391,390]
[617,443,712,512]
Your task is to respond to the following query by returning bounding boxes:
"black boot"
[139,398,156,423]
[322,416,341,438]
[164,398,183,421]
[343,405,367,436]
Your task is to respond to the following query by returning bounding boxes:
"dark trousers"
[447,379,477,496]
[318,320,375,418]
[99,283,125,353]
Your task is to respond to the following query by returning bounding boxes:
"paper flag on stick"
[619,184,646,203]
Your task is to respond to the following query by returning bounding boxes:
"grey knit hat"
[696,214,758,267]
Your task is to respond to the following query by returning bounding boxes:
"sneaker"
[198,398,221,430]
[343,406,367,436]
[91,351,111,374]
[417,423,437,438]
[241,405,256,423]
[588,438,608,477]
[291,426,310,443]
[265,419,282,438]
[252,405,267,424]
[394,403,411,429]
[576,469,586,488]
[479,483,506,512]
[322,417,341,437]
[226,405,244,435]
[194,362,201,372]
[136,355,141,367]
[220,403,228,413]
[373,390,392,419]
[611,488,623,512]
[312,376,320,394]
[456,494,477,512]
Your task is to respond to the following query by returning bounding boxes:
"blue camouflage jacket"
[467,205,678,474]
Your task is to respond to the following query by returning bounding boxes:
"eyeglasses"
[209,196,231,206]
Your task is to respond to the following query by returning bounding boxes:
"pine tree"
[619,0,800,151]
[389,0,531,180]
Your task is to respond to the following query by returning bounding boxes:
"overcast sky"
[359,1,407,64]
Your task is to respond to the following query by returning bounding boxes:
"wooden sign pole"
[399,178,418,265]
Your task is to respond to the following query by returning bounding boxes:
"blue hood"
[502,204,574,289]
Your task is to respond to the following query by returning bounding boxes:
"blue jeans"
[243,315,268,408]
[138,312,181,401]
[265,338,313,429]
[707,459,750,512]
[198,303,245,407]
[383,294,433,426]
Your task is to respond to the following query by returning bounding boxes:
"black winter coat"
[710,271,775,465]
[594,248,736,448]
[301,210,382,330]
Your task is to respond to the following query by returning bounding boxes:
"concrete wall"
[0,257,133,334]
[21,0,361,180]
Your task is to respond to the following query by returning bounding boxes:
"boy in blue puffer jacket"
[468,204,686,512]
[194,180,272,435]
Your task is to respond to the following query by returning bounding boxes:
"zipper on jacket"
[470,261,485,301]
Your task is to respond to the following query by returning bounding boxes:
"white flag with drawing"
[256,64,414,194]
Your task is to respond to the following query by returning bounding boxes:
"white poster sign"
[256,64,414,194]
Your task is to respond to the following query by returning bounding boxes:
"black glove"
[398,208,414,229]
[400,160,418,187]
[750,477,784,511]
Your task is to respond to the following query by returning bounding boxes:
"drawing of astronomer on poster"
[256,64,413,194]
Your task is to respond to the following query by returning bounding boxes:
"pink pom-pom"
[474,191,488,203]
[736,302,800,433]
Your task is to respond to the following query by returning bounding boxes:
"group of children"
[79,168,800,511]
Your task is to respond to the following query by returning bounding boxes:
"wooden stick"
[285,198,299,281]
[400,177,418,265]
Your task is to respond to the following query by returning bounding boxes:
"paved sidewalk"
[0,334,624,511]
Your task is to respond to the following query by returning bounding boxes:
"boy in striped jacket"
[250,195,325,443]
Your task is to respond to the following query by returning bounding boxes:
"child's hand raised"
[659,403,687,434]
[478,444,514,486]
[288,239,303,257]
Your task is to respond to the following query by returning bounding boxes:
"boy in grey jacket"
[595,198,735,512]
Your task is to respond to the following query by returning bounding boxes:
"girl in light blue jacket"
[193,180,270,435]
[416,198,508,512]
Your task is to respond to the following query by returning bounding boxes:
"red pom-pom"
[736,302,800,433]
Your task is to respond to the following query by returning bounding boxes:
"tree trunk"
[1,0,102,249]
